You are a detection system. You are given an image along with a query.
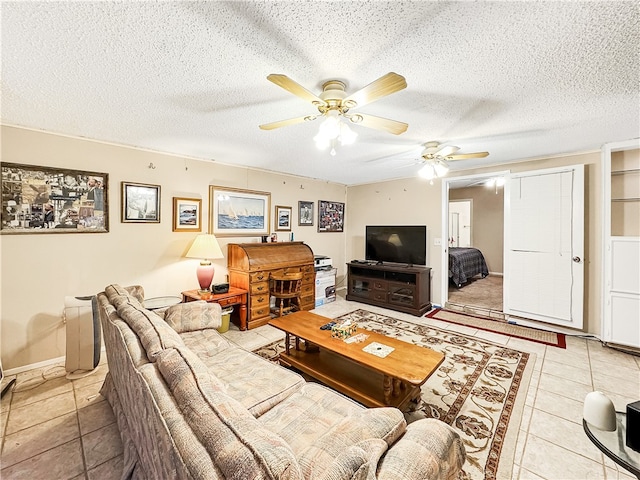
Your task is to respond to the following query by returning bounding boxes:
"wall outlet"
[434,238,442,246]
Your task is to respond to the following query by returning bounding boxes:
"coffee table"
[269,311,444,410]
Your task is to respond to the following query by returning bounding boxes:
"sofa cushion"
[296,408,405,478]
[316,438,388,480]
[258,383,365,456]
[164,301,222,333]
[114,301,185,362]
[156,346,303,480]
[138,363,223,479]
[192,340,305,417]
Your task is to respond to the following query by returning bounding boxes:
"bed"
[449,247,489,287]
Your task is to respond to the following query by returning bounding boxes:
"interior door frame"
[440,171,510,307]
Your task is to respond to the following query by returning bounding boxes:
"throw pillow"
[164,301,222,333]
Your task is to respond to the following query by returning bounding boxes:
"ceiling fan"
[416,141,489,182]
[259,72,408,136]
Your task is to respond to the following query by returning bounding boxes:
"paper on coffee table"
[363,342,394,358]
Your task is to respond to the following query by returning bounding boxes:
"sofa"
[97,284,465,479]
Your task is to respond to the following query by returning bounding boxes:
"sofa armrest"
[376,419,465,480]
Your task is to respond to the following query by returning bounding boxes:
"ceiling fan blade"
[259,115,316,130]
[266,74,326,105]
[446,152,489,160]
[349,113,408,135]
[342,72,407,109]
[436,145,459,157]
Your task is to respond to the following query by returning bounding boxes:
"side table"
[583,412,640,479]
[182,287,249,331]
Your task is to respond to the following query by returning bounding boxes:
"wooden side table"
[181,287,249,331]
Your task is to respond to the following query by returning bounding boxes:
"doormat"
[426,308,566,348]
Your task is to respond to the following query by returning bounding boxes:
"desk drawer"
[217,295,243,307]
[250,282,269,295]
[250,293,269,308]
[250,271,269,283]
[250,305,270,320]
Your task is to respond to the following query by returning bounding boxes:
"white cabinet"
[602,140,640,348]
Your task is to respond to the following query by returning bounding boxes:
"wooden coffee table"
[269,311,444,410]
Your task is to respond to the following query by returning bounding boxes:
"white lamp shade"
[185,234,224,260]
[584,391,617,431]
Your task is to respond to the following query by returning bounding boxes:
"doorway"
[440,165,585,330]
[442,174,505,314]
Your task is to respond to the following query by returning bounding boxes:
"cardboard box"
[315,268,337,307]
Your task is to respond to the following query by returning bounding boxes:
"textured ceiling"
[2,1,639,185]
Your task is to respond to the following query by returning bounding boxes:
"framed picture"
[172,197,201,232]
[1,162,108,234]
[298,201,314,226]
[318,200,345,232]
[209,186,270,237]
[275,205,292,231]
[121,182,161,223]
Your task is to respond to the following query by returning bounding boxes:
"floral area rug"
[252,309,533,479]
[329,309,534,480]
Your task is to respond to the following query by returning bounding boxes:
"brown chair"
[269,272,303,317]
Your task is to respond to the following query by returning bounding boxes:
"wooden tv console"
[346,262,431,316]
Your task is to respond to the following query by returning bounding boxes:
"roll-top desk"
[227,242,315,329]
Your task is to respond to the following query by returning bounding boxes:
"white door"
[504,165,584,328]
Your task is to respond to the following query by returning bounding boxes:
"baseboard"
[3,346,107,377]
[488,271,503,276]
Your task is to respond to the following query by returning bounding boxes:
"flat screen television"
[365,225,427,266]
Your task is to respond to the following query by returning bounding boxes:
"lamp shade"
[185,234,224,292]
[185,234,224,260]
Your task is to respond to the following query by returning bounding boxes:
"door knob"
[573,256,581,263]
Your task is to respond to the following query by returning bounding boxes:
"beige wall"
[449,186,504,273]
[346,150,604,336]
[1,126,346,370]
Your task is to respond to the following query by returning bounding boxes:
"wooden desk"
[269,311,444,410]
[227,242,315,330]
[181,287,248,330]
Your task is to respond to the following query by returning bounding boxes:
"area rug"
[254,309,534,480]
[427,308,566,348]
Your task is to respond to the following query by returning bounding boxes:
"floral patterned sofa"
[97,284,465,479]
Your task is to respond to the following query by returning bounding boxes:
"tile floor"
[1,295,639,479]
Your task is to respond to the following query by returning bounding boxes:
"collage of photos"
[1,163,108,234]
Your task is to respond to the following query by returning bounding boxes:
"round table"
[143,296,182,310]
[583,413,640,479]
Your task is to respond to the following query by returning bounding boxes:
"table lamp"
[185,234,224,293]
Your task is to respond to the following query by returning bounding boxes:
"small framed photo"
[121,182,161,223]
[275,205,292,231]
[298,201,314,226]
[172,197,201,232]
[318,200,345,232]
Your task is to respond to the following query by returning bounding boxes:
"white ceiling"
[2,1,639,186]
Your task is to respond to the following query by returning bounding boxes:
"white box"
[315,268,337,307]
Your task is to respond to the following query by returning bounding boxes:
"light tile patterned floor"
[1,296,639,479]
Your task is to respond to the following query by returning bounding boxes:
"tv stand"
[346,262,431,316]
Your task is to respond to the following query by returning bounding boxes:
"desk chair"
[270,272,303,317]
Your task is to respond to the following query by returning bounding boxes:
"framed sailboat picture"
[209,186,271,237]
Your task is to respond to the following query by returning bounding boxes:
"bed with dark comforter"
[449,247,489,287]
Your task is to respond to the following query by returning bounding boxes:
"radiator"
[64,295,101,379]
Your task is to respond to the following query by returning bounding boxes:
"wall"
[450,185,504,273]
[346,150,603,335]
[0,126,346,370]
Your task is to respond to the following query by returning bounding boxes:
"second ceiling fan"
[259,72,408,136]
[416,141,489,182]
